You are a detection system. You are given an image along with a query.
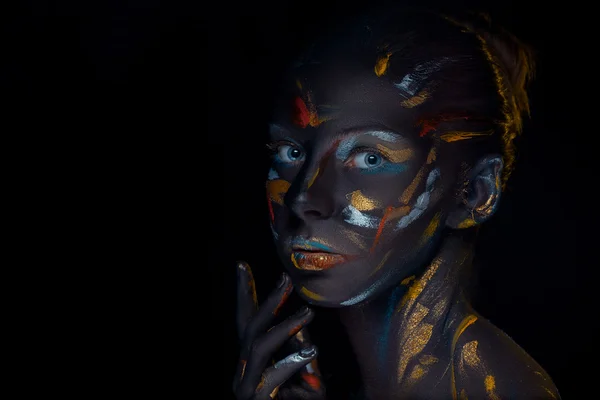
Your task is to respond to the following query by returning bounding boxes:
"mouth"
[289,238,348,271]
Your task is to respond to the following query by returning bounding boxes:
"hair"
[285,7,535,188]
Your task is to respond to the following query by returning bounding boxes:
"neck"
[337,233,474,397]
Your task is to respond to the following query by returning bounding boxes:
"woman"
[233,7,560,399]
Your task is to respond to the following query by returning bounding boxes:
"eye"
[351,152,384,169]
[277,144,305,164]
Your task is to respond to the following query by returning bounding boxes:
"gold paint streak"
[406,364,427,386]
[420,212,441,244]
[406,303,429,334]
[398,258,440,311]
[307,167,320,189]
[240,359,247,380]
[400,167,425,204]
[300,286,324,301]
[484,375,500,400]
[266,179,290,205]
[374,52,392,77]
[401,275,416,285]
[419,354,438,365]
[461,341,481,368]
[295,329,306,342]
[440,130,494,143]
[431,298,449,320]
[269,386,280,399]
[340,227,369,251]
[543,387,557,399]
[457,218,476,229]
[401,89,431,108]
[426,147,437,164]
[376,145,414,163]
[451,314,478,400]
[348,190,381,211]
[371,250,393,275]
[459,388,468,400]
[397,323,433,383]
[533,371,546,380]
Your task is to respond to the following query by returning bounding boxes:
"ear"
[446,155,504,229]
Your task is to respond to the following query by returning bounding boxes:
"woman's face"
[267,57,495,306]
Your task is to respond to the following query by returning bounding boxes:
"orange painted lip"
[291,251,348,271]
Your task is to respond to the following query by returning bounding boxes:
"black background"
[4,0,592,397]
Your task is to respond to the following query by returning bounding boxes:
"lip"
[291,251,348,271]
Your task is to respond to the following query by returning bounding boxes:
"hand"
[233,262,324,399]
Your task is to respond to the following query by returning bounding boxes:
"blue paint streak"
[291,238,334,252]
[379,286,403,365]
[360,162,408,175]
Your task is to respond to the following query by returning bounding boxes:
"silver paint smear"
[268,168,280,180]
[394,57,461,98]
[343,205,381,228]
[396,168,440,230]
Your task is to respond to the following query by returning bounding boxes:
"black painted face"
[266,56,500,307]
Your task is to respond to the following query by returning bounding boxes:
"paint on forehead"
[266,179,291,205]
[395,57,460,98]
[440,129,494,142]
[416,112,475,137]
[376,145,413,163]
[348,190,381,211]
[342,204,381,228]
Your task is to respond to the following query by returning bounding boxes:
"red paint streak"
[302,372,322,391]
[267,192,275,222]
[289,323,303,336]
[293,96,311,128]
[416,112,476,137]
[371,206,394,252]
[273,285,292,315]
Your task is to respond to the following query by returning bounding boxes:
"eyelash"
[344,146,392,165]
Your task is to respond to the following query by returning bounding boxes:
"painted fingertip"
[299,346,317,358]
[237,261,248,271]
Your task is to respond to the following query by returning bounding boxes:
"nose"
[286,167,335,221]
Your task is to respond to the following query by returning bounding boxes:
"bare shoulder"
[449,311,561,399]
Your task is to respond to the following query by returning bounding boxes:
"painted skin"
[234,12,560,400]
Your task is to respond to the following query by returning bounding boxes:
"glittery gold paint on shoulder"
[484,375,500,400]
[398,258,440,311]
[440,130,494,143]
[300,286,324,301]
[543,387,558,399]
[375,52,392,77]
[401,275,416,285]
[461,340,481,368]
[459,388,468,400]
[457,218,476,229]
[401,89,431,108]
[397,302,433,383]
[348,190,381,211]
[419,354,438,365]
[451,314,478,400]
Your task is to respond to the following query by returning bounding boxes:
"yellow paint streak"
[398,258,440,311]
[406,364,427,386]
[374,52,392,77]
[348,190,381,211]
[397,323,433,383]
[269,387,280,399]
[459,388,468,400]
[461,341,481,368]
[401,275,416,285]
[266,179,290,205]
[340,227,368,251]
[457,218,476,229]
[401,89,431,108]
[400,167,425,204]
[484,375,500,400]
[376,145,414,163]
[419,354,438,365]
[291,253,300,269]
[371,250,393,275]
[420,212,441,244]
[300,286,324,301]
[427,147,437,164]
[431,298,449,320]
[307,168,320,189]
[543,387,557,399]
[440,130,494,143]
[451,315,478,400]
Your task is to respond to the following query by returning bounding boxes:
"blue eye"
[352,152,383,169]
[276,144,305,164]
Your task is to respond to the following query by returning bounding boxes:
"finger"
[289,329,324,389]
[237,307,314,398]
[244,273,293,345]
[254,347,318,400]
[236,261,258,341]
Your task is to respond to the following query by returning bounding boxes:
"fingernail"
[277,273,288,288]
[237,261,247,271]
[299,346,316,358]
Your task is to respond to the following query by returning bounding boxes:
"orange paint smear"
[302,372,322,391]
[289,323,303,336]
[273,285,292,315]
[416,113,477,137]
[293,93,321,128]
[266,192,275,222]
[371,206,394,252]
[266,179,290,205]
